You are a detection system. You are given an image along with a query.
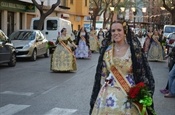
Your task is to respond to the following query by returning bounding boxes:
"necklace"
[115,44,126,52]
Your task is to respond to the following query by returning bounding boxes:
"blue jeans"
[168,64,175,95]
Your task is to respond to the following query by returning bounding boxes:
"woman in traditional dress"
[97,28,105,48]
[75,27,91,59]
[89,26,99,52]
[50,28,77,72]
[147,29,163,61]
[90,21,155,115]
[143,27,153,56]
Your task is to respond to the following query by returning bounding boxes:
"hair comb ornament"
[123,21,126,27]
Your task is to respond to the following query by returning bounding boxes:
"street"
[0,53,175,115]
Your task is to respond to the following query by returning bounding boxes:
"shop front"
[0,0,35,36]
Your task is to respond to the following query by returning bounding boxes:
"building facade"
[0,0,35,36]
[0,0,89,36]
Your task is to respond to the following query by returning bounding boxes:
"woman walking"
[75,27,91,59]
[50,28,77,72]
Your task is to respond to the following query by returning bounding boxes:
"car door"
[38,31,47,54]
[35,31,42,56]
[35,31,46,55]
[0,37,11,63]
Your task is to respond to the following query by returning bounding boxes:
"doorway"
[7,11,14,36]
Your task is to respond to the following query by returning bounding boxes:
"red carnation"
[128,86,140,99]
[128,82,145,99]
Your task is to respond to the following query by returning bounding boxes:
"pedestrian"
[164,64,175,98]
[50,28,77,72]
[89,20,155,115]
[97,28,105,48]
[75,27,91,59]
[143,26,153,56]
[89,26,99,52]
[147,29,163,61]
[137,30,144,48]
[160,46,175,95]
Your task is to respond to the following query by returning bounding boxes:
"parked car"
[165,32,175,70]
[9,30,49,61]
[166,32,175,54]
[0,30,16,67]
[163,25,175,39]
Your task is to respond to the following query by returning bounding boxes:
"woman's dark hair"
[61,28,66,33]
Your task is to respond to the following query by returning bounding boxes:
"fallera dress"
[89,30,99,52]
[50,35,77,72]
[91,44,145,115]
[75,32,91,58]
[147,35,163,61]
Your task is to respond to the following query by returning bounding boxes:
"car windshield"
[9,31,35,40]
[164,27,175,33]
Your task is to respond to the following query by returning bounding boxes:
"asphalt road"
[0,52,175,115]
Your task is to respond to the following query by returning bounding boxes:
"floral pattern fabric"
[92,44,141,115]
[50,36,77,71]
[75,39,91,58]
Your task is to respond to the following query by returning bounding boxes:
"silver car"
[9,30,49,61]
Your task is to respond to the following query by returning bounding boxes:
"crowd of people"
[49,21,174,114]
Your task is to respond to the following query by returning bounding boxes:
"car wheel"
[44,48,50,57]
[8,53,16,67]
[31,49,37,61]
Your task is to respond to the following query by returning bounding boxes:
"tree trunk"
[37,15,45,30]
[171,11,175,25]
[32,0,61,30]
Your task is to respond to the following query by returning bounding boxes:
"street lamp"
[131,7,136,29]
[120,7,125,12]
[40,0,45,5]
[142,7,147,23]
[118,7,125,20]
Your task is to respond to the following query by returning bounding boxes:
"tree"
[102,0,121,29]
[162,0,175,24]
[90,0,105,29]
[31,0,61,30]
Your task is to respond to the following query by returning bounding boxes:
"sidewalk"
[149,60,175,115]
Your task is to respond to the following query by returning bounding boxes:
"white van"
[163,25,175,38]
[30,17,75,53]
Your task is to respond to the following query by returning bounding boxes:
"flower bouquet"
[127,82,156,115]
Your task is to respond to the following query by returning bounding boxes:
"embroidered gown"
[147,35,163,61]
[75,32,91,58]
[50,35,77,72]
[92,44,142,115]
[89,30,99,52]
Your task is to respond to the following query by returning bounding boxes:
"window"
[70,0,73,4]
[46,20,57,30]
[85,0,87,6]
